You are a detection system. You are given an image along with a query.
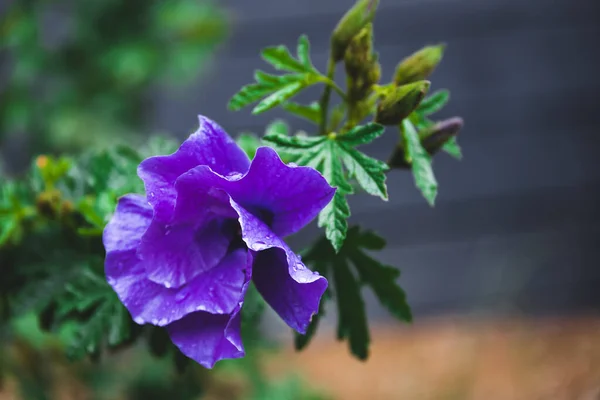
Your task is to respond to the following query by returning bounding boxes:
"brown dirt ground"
[2,316,600,399]
[264,316,600,400]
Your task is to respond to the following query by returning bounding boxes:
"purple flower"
[103,116,334,368]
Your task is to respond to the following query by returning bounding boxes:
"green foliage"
[236,133,262,159]
[411,89,463,160]
[0,0,228,158]
[417,89,449,116]
[264,123,388,251]
[0,139,177,363]
[228,36,335,115]
[296,226,411,360]
[282,101,321,124]
[402,119,438,206]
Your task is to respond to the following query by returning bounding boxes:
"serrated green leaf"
[254,70,285,85]
[402,120,438,206]
[262,45,308,73]
[296,35,314,70]
[265,119,290,137]
[442,136,463,160]
[236,133,262,159]
[417,89,449,116]
[263,132,325,155]
[338,143,388,200]
[357,229,386,250]
[252,81,306,114]
[333,258,369,360]
[318,141,352,252]
[228,74,303,111]
[351,250,412,323]
[282,101,321,124]
[338,123,385,146]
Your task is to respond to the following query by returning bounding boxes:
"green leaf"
[0,218,18,246]
[296,35,314,70]
[262,45,309,73]
[417,89,449,116]
[252,80,306,114]
[265,119,290,137]
[318,141,353,252]
[228,74,303,111]
[263,132,326,155]
[333,258,369,360]
[338,123,385,147]
[299,226,411,359]
[282,101,321,124]
[442,136,463,160]
[402,120,438,206]
[351,250,412,323]
[338,144,389,200]
[236,133,262,159]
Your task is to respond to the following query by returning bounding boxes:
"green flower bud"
[420,117,463,155]
[344,24,374,77]
[331,0,379,62]
[393,44,445,85]
[375,80,430,126]
[344,24,380,103]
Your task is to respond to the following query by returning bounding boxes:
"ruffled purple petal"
[225,147,335,237]
[230,199,327,334]
[138,217,234,289]
[105,248,250,326]
[166,307,244,369]
[138,115,250,221]
[103,194,153,253]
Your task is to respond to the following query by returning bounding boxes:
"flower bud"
[344,24,374,77]
[420,117,463,155]
[393,44,445,85]
[344,24,380,102]
[331,0,379,62]
[375,80,430,126]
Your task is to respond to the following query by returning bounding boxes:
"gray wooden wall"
[151,0,600,323]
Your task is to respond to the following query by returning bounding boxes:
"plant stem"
[319,58,336,135]
[320,77,347,101]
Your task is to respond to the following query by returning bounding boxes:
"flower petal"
[138,115,250,221]
[139,216,235,288]
[166,307,244,369]
[103,194,153,253]
[105,248,250,326]
[226,147,335,237]
[230,200,327,334]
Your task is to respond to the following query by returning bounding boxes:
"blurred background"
[2,0,600,399]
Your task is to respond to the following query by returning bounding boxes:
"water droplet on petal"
[159,318,168,326]
[134,317,145,325]
[164,282,171,289]
[288,162,298,167]
[227,172,243,180]
[151,318,159,325]
[175,290,189,302]
[253,241,268,250]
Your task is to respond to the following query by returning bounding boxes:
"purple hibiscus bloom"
[103,115,334,368]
